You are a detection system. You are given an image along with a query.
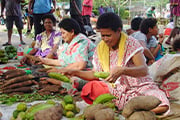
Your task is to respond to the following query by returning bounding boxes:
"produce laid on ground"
[9,95,82,120]
[0,45,17,64]
[122,96,161,120]
[0,58,169,120]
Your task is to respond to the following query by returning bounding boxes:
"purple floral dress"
[34,30,62,57]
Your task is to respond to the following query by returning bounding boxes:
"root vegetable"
[127,111,156,120]
[1,75,34,88]
[122,96,161,118]
[34,105,63,120]
[84,104,107,120]
[2,80,34,90]
[3,69,17,76]
[46,78,62,86]
[94,108,115,120]
[24,54,41,62]
[3,86,33,93]
[4,70,26,80]
[38,68,52,72]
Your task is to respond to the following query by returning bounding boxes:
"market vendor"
[39,18,96,91]
[20,14,62,65]
[59,13,170,115]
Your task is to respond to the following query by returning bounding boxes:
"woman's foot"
[2,42,12,46]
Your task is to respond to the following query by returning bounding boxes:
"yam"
[122,96,161,118]
[34,105,63,120]
[4,70,26,80]
[127,111,156,120]
[94,108,115,120]
[84,104,107,120]
[3,86,33,93]
[24,54,41,62]
[1,75,34,88]
[2,80,34,90]
[46,78,62,86]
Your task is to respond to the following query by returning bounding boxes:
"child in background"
[165,27,180,45]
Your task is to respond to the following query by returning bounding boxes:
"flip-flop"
[21,41,26,45]
[2,42,12,46]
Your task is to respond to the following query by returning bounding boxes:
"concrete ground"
[0,25,33,49]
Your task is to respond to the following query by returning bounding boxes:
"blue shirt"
[33,0,52,14]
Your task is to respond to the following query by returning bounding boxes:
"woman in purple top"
[99,5,105,15]
[20,14,62,65]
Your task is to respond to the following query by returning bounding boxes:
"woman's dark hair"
[172,34,180,51]
[167,27,180,43]
[58,18,81,35]
[140,18,157,35]
[96,12,123,32]
[131,17,143,31]
[152,6,155,10]
[42,14,56,26]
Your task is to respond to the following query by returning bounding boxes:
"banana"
[25,103,54,119]
[94,72,110,79]
[93,93,116,105]
[48,72,70,83]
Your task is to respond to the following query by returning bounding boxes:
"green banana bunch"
[48,72,70,83]
[94,72,110,79]
[93,93,116,105]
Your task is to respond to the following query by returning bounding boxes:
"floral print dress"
[58,33,96,69]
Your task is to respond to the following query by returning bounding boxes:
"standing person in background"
[24,8,33,35]
[99,5,105,15]
[70,0,86,35]
[146,6,156,18]
[28,0,56,40]
[170,0,180,27]
[1,0,25,46]
[82,0,95,36]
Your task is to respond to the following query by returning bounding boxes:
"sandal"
[2,42,12,46]
[21,41,26,45]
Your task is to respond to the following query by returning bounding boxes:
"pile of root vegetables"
[0,69,36,94]
[0,67,74,105]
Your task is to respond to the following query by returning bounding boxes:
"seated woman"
[133,18,165,62]
[60,13,170,115]
[20,14,62,65]
[39,18,96,90]
[149,34,180,103]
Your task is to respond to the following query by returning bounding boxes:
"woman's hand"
[37,57,47,65]
[47,67,59,73]
[105,66,124,83]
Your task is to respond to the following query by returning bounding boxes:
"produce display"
[0,49,8,64]
[61,95,80,118]
[11,101,63,120]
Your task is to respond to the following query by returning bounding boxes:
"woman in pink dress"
[60,13,170,115]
